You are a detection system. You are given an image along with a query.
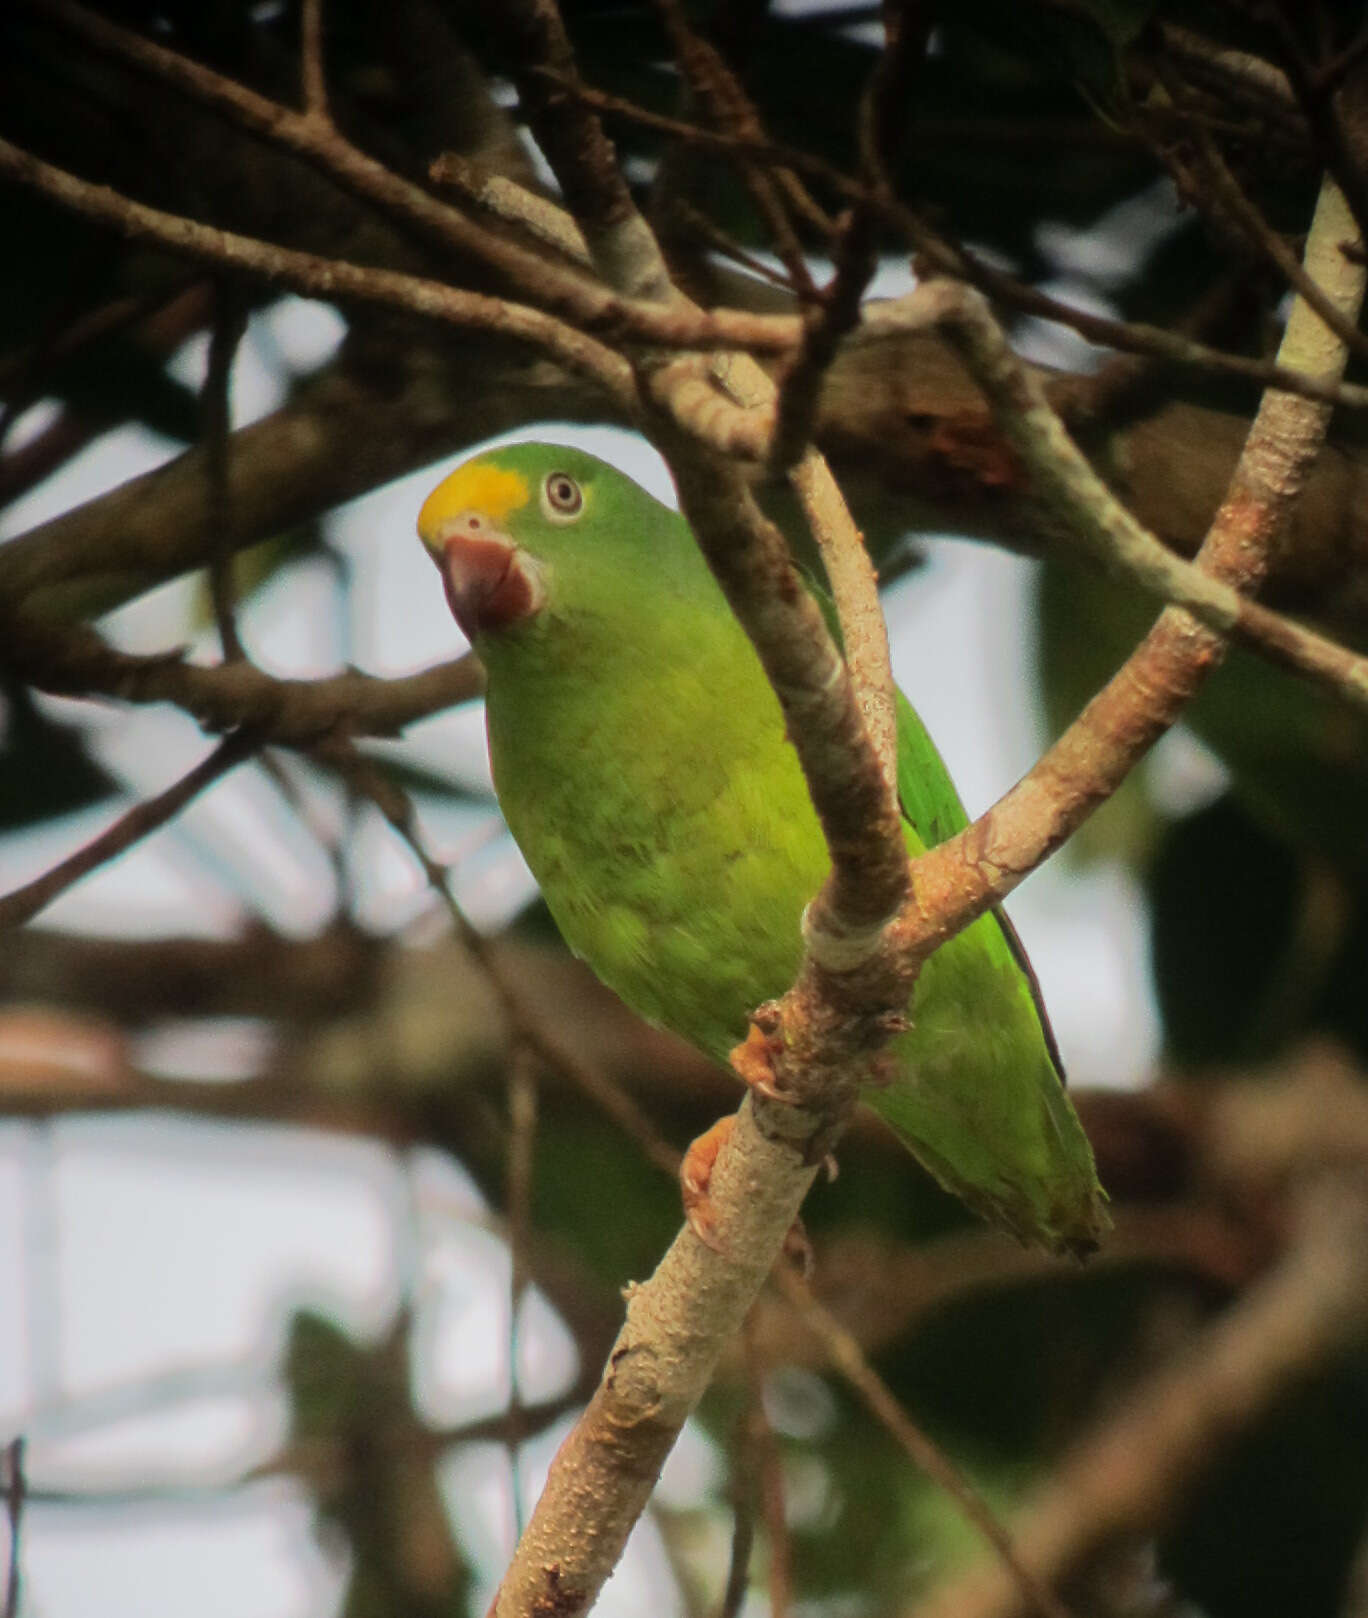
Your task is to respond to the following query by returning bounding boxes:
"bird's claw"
[728,1007,796,1104]
[680,1116,734,1252]
[681,1115,818,1277]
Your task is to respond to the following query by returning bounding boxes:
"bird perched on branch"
[417,442,1107,1256]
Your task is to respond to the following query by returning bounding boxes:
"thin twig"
[3,1438,22,1618]
[1311,23,1368,97]
[0,135,638,408]
[656,0,831,243]
[507,1041,540,1536]
[673,200,816,293]
[332,750,683,1180]
[202,280,248,662]
[0,731,258,930]
[768,207,879,476]
[1259,8,1368,259]
[774,1267,1074,1618]
[856,0,928,189]
[779,0,926,504]
[548,70,1368,414]
[0,275,197,436]
[741,1319,791,1618]
[300,0,328,120]
[653,0,819,303]
[719,1370,758,1618]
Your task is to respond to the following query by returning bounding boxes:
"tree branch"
[9,0,801,358]
[899,275,1368,717]
[552,69,1368,414]
[0,731,257,930]
[477,3,914,1610]
[299,0,328,122]
[894,171,1366,961]
[0,135,637,411]
[912,1179,1368,1618]
[0,608,483,744]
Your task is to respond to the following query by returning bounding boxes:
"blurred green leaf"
[531,1107,683,1284]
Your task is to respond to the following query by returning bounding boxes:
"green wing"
[892,689,1068,1082]
[892,685,971,849]
[853,683,1107,1253]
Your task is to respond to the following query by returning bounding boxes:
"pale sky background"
[0,171,1224,1614]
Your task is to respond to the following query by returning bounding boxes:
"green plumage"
[419,442,1107,1254]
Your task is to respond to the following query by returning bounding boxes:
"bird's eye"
[541,471,584,523]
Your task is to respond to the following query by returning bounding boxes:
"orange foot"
[680,1116,734,1252]
[728,1005,792,1104]
[680,1115,822,1276]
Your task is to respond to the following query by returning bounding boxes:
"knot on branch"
[800,895,901,974]
[732,917,919,1159]
[643,360,771,460]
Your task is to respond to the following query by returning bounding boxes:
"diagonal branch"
[479,5,913,1614]
[0,357,612,624]
[11,0,799,357]
[0,730,257,930]
[911,1180,1368,1618]
[897,172,1365,962]
[0,135,636,408]
[902,276,1368,717]
[553,71,1368,414]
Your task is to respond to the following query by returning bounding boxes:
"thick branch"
[0,356,610,623]
[483,6,910,1614]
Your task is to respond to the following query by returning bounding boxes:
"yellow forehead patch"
[417,460,530,548]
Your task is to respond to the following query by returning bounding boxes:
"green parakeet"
[417,442,1107,1255]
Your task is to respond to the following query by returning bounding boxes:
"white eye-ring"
[541,470,584,523]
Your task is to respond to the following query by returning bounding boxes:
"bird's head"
[417,442,689,652]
